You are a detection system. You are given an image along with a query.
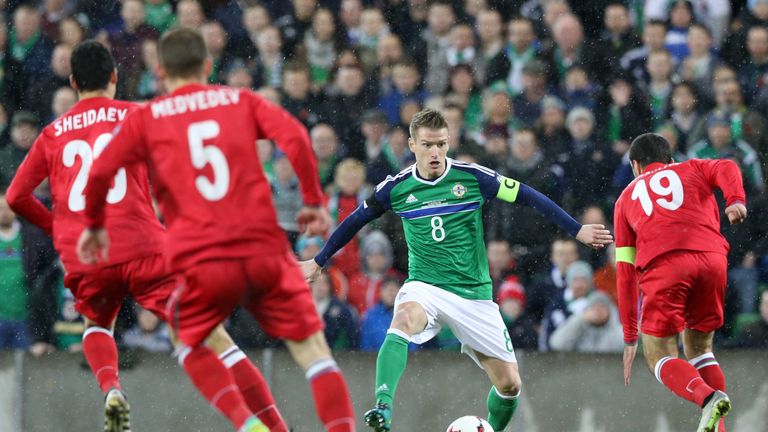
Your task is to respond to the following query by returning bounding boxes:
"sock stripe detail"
[305,358,339,380]
[689,352,718,369]
[219,348,247,369]
[253,404,277,417]
[83,326,113,339]
[493,386,521,400]
[654,356,673,384]
[324,417,355,430]
[94,366,117,379]
[176,346,192,366]
[386,328,411,342]
[218,346,239,360]
[210,384,240,411]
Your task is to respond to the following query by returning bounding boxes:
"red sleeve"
[248,91,324,206]
[84,110,147,229]
[6,134,53,235]
[614,197,640,345]
[693,158,747,207]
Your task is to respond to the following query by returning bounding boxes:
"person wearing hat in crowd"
[361,109,399,185]
[688,111,764,192]
[549,291,624,353]
[497,278,538,350]
[513,59,557,126]
[348,230,403,315]
[540,260,595,351]
[535,95,572,163]
[310,270,359,351]
[0,111,39,189]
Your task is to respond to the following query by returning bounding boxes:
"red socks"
[180,345,252,430]
[691,353,726,431]
[306,358,355,432]
[82,327,121,393]
[655,356,715,407]
[220,347,288,432]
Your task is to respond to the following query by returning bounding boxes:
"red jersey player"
[77,29,355,432]
[614,133,747,432]
[7,41,283,432]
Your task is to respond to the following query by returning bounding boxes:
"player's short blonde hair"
[409,108,448,139]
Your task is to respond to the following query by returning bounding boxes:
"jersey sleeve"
[691,158,747,207]
[614,196,640,345]
[248,91,324,207]
[6,134,53,235]
[84,110,147,229]
[314,177,393,267]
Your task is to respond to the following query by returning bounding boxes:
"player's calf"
[82,325,121,393]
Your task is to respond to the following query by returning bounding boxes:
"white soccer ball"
[446,416,495,432]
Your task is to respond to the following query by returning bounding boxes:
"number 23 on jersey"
[631,170,684,216]
[63,133,127,212]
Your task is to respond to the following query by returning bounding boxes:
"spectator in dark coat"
[0,112,39,189]
[23,44,71,121]
[9,5,54,82]
[590,2,641,85]
[321,64,375,159]
[107,0,159,99]
[311,271,359,350]
[497,278,538,350]
[486,16,539,94]
[730,291,768,349]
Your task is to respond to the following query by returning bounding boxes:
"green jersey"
[0,222,27,320]
[365,159,520,300]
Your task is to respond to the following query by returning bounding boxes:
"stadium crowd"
[1,0,768,357]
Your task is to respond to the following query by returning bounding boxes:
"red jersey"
[84,84,324,271]
[613,159,746,343]
[6,97,165,274]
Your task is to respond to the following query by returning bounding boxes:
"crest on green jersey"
[452,183,466,198]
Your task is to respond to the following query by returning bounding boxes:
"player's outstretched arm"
[613,201,639,386]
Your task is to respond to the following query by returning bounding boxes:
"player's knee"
[496,374,522,397]
[391,303,424,335]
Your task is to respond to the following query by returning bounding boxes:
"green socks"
[487,386,519,431]
[374,331,410,406]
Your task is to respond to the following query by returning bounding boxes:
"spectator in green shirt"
[0,191,29,349]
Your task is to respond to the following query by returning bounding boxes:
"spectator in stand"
[593,243,618,305]
[360,277,401,352]
[280,62,322,129]
[360,109,397,185]
[340,0,363,45]
[709,79,768,163]
[591,2,640,85]
[348,230,402,315]
[23,43,71,121]
[688,112,764,192]
[535,95,571,162]
[442,64,484,133]
[201,20,236,84]
[480,84,521,141]
[379,59,430,126]
[486,16,538,94]
[668,81,707,154]
[641,49,675,129]
[541,14,592,85]
[10,5,54,82]
[0,192,28,350]
[311,123,341,188]
[679,24,720,102]
[123,306,172,353]
[664,0,695,62]
[540,260,594,351]
[731,291,768,349]
[475,8,504,81]
[303,8,345,87]
[144,0,176,33]
[311,271,359,350]
[373,34,405,95]
[427,23,484,95]
[57,16,86,48]
[418,1,456,91]
[481,130,508,171]
[513,59,554,126]
[385,125,413,170]
[526,238,580,324]
[598,75,652,157]
[738,26,768,105]
[107,0,158,99]
[40,0,76,41]
[561,65,599,112]
[296,235,350,300]
[621,20,669,86]
[486,239,517,294]
[275,0,317,58]
[136,38,161,100]
[0,112,39,190]
[175,0,205,30]
[549,291,624,353]
[646,0,730,46]
[577,205,609,269]
[50,86,76,121]
[231,3,271,62]
[0,19,21,113]
[497,278,537,350]
[721,0,768,67]
[357,7,389,72]
[323,64,374,157]
[443,103,485,163]
[254,25,284,88]
[271,152,303,247]
[327,159,370,279]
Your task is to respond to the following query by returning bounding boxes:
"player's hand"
[76,228,110,264]
[296,206,331,236]
[725,203,747,224]
[576,224,613,249]
[299,259,322,282]
[623,343,637,386]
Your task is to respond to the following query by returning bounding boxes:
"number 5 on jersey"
[188,120,230,201]
[63,133,127,212]
[631,170,684,216]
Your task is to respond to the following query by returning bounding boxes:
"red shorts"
[168,251,324,347]
[638,250,727,338]
[64,254,177,328]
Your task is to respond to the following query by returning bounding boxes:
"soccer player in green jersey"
[301,109,613,431]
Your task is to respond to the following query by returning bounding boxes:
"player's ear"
[69,75,78,91]
[156,63,166,80]
[408,137,416,152]
[110,68,118,85]
[203,57,213,78]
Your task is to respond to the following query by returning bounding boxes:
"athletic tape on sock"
[654,356,673,384]
[689,352,718,369]
[83,326,113,340]
[305,358,339,380]
[386,328,412,342]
